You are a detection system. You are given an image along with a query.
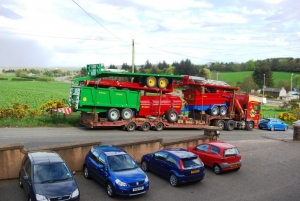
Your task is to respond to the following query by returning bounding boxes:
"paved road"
[0,127,299,201]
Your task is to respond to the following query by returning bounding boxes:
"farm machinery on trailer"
[68,63,261,131]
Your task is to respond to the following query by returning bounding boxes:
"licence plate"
[133,186,144,192]
[230,164,238,168]
[191,169,200,174]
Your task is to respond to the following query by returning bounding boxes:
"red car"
[187,141,242,174]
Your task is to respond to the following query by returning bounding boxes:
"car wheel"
[234,167,240,171]
[169,174,179,187]
[270,126,274,131]
[213,164,222,175]
[28,195,31,201]
[83,166,90,179]
[106,182,116,197]
[141,161,149,172]
[19,175,23,188]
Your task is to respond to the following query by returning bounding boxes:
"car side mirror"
[72,171,76,175]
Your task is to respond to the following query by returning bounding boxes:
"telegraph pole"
[132,39,135,73]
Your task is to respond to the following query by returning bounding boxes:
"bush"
[278,112,297,121]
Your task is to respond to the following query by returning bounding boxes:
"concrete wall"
[0,127,219,180]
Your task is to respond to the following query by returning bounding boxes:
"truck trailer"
[68,64,261,131]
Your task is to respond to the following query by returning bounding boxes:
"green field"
[211,71,298,87]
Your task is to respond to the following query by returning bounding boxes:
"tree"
[173,59,197,76]
[198,68,211,79]
[245,60,255,71]
[144,60,152,69]
[157,61,168,70]
[252,60,274,88]
[121,63,131,71]
[165,66,175,75]
[108,64,117,69]
[277,80,289,91]
[239,76,258,93]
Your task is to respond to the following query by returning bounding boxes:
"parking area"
[0,128,300,201]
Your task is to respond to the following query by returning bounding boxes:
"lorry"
[68,64,261,131]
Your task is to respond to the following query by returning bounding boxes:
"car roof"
[28,151,63,164]
[93,145,127,156]
[164,148,197,158]
[205,141,237,149]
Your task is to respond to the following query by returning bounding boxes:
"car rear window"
[224,148,239,157]
[182,157,201,168]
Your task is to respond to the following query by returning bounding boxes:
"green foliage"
[198,68,211,79]
[253,60,274,88]
[239,76,258,93]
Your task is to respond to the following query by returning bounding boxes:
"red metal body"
[138,95,182,117]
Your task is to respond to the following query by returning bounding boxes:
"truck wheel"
[165,109,179,123]
[155,122,164,131]
[210,106,219,116]
[225,120,235,131]
[215,120,225,130]
[121,108,133,120]
[157,77,168,88]
[107,108,120,122]
[245,121,254,131]
[146,76,157,88]
[219,106,227,116]
[140,122,151,131]
[126,122,136,132]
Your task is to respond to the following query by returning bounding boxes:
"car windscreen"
[33,162,72,183]
[108,154,137,172]
[224,148,239,157]
[182,157,201,169]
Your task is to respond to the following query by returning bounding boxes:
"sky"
[0,0,299,68]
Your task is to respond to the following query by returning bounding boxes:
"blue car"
[83,145,149,197]
[19,151,80,201]
[258,118,288,131]
[141,148,205,187]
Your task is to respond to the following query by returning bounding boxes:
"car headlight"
[71,188,79,198]
[36,194,48,201]
[145,175,149,183]
[115,179,127,187]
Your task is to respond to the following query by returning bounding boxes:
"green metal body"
[70,86,140,113]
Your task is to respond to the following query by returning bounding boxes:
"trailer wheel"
[107,108,120,122]
[165,109,179,123]
[126,122,136,132]
[225,120,235,131]
[140,122,151,131]
[219,106,227,116]
[155,122,164,131]
[210,106,219,116]
[121,108,133,120]
[245,121,254,131]
[146,76,157,88]
[157,77,168,88]
[215,120,225,130]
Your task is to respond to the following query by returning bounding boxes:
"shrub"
[278,112,297,121]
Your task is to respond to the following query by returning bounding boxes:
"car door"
[206,145,221,167]
[21,156,32,195]
[88,150,101,180]
[194,144,209,165]
[96,153,109,185]
[151,151,168,176]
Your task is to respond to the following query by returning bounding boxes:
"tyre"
[215,120,225,130]
[126,122,136,132]
[106,182,116,198]
[155,122,164,131]
[225,120,235,131]
[270,126,274,131]
[213,164,222,175]
[219,106,227,116]
[121,108,133,120]
[245,122,254,131]
[107,108,120,122]
[140,122,151,131]
[165,109,179,123]
[157,77,168,88]
[210,106,219,116]
[169,174,179,187]
[83,165,90,179]
[141,161,149,172]
[146,76,157,88]
[28,195,31,201]
[234,167,240,171]
[19,175,23,188]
